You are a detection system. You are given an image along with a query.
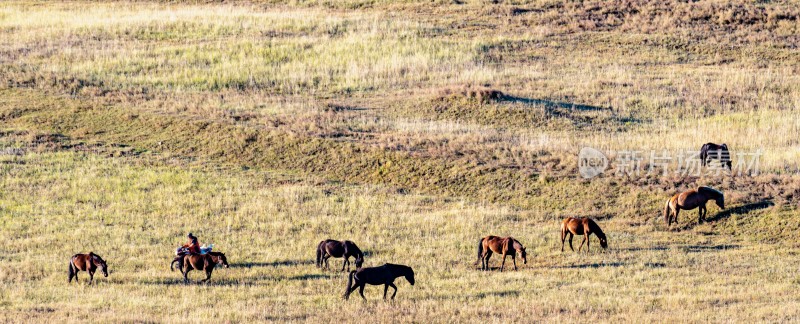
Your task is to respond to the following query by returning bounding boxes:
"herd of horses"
[66,143,732,300]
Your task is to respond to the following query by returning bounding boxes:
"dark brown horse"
[316,239,364,272]
[700,143,732,169]
[68,252,108,284]
[561,217,608,252]
[178,252,229,284]
[476,236,527,271]
[343,263,415,300]
[664,186,725,226]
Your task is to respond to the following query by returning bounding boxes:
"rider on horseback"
[183,232,201,255]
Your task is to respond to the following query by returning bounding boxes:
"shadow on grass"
[231,259,314,268]
[554,262,625,269]
[683,244,740,252]
[474,290,520,299]
[503,95,608,111]
[288,274,331,281]
[707,200,774,222]
[617,246,669,252]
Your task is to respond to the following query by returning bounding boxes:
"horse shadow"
[288,274,330,281]
[554,262,625,269]
[231,259,314,269]
[706,200,774,222]
[474,290,520,299]
[617,246,668,252]
[683,244,740,253]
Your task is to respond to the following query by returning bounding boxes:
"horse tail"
[343,270,356,299]
[663,197,672,225]
[68,259,75,282]
[316,241,324,268]
[475,237,484,265]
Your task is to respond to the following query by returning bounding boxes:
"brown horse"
[178,252,229,284]
[343,263,415,300]
[561,217,608,253]
[316,239,364,272]
[68,252,109,284]
[664,186,725,226]
[700,143,732,169]
[476,236,527,271]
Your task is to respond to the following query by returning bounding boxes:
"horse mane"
[345,241,364,257]
[588,218,606,238]
[698,186,723,198]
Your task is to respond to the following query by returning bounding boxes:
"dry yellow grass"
[1,0,800,323]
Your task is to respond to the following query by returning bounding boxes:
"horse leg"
[389,282,398,299]
[500,253,507,272]
[512,254,517,271]
[586,234,591,253]
[358,284,367,300]
[482,251,492,271]
[202,269,212,284]
[88,271,94,285]
[673,208,680,226]
[561,231,566,252]
[578,235,587,252]
[569,233,575,252]
[341,256,348,272]
[183,268,191,284]
[701,205,707,222]
[324,256,330,270]
[383,284,389,299]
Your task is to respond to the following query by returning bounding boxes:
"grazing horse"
[561,217,608,253]
[476,236,527,271]
[316,239,364,272]
[700,143,732,170]
[343,263,415,300]
[664,186,725,226]
[179,252,229,284]
[68,252,109,284]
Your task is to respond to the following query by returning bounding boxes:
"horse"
[316,239,364,272]
[561,217,608,253]
[664,186,725,226]
[68,252,109,284]
[475,236,527,271]
[178,252,229,284]
[343,263,415,300]
[700,143,732,170]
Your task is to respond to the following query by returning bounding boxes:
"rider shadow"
[706,200,774,222]
[231,259,314,269]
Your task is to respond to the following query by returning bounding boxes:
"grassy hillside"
[1,0,799,322]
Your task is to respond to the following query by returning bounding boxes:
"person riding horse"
[172,233,205,271]
[184,232,201,255]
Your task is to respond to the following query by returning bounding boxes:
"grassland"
[1,0,800,323]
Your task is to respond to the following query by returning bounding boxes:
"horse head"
[518,247,528,265]
[599,235,609,249]
[716,196,725,210]
[355,254,364,269]
[214,253,230,268]
[90,252,109,277]
[405,267,415,286]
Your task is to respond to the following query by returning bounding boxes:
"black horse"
[316,239,364,272]
[344,263,415,300]
[700,143,732,169]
